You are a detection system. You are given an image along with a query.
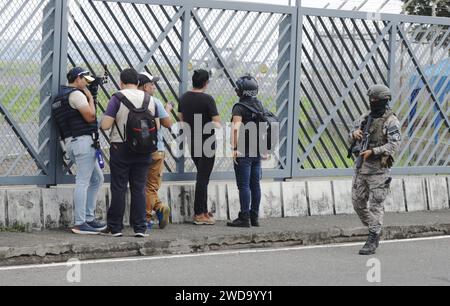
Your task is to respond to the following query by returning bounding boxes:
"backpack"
[233,101,280,153]
[113,92,158,154]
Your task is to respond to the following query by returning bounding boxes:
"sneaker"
[227,218,250,228]
[72,223,101,235]
[135,232,149,238]
[87,219,107,232]
[227,213,251,228]
[147,221,155,231]
[193,215,215,225]
[250,218,260,227]
[156,205,171,229]
[101,227,123,238]
[204,213,215,224]
[250,214,260,227]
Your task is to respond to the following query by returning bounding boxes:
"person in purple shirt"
[101,68,158,238]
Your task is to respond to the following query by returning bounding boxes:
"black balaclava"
[370,99,389,118]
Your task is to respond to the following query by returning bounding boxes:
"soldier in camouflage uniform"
[349,84,402,255]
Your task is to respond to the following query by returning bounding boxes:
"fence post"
[40,0,66,185]
[54,0,69,185]
[388,22,398,90]
[177,3,192,175]
[277,10,295,180]
[290,0,304,179]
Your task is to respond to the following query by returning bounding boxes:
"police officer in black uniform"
[52,67,106,235]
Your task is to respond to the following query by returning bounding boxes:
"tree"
[402,0,450,56]
[402,0,450,17]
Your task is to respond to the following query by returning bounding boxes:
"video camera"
[88,65,109,100]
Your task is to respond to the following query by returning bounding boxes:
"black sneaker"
[87,219,107,232]
[250,214,260,227]
[101,227,123,238]
[227,213,250,228]
[359,231,379,256]
[135,232,149,238]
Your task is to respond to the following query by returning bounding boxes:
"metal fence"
[0,0,448,186]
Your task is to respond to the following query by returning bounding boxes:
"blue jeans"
[67,135,104,226]
[234,157,262,219]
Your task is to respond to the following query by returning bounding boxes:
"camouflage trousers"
[352,173,391,234]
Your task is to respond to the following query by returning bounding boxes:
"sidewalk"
[1,211,449,267]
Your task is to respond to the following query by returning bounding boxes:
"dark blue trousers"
[108,143,152,234]
[234,157,262,219]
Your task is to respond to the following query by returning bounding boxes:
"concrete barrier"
[427,177,449,211]
[1,175,449,229]
[404,177,429,212]
[208,184,228,221]
[260,182,283,218]
[42,187,73,228]
[226,183,241,221]
[333,180,354,215]
[282,182,308,218]
[7,188,42,231]
[308,181,334,216]
[0,189,6,228]
[448,177,450,208]
[385,179,406,213]
[168,184,196,224]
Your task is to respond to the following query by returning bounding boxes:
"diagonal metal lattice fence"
[0,0,448,185]
[0,0,63,185]
[294,8,450,177]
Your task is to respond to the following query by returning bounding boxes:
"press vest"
[52,86,98,140]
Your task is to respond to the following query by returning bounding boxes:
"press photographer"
[51,67,106,235]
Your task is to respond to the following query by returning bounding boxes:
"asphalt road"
[1,236,449,287]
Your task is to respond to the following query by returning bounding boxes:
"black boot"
[359,231,380,255]
[227,213,250,228]
[375,231,382,248]
[250,212,260,227]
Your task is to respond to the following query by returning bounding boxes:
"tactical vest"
[368,110,394,150]
[52,86,98,140]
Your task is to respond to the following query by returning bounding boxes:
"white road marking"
[0,235,449,272]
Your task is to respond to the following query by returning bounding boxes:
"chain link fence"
[0,0,61,184]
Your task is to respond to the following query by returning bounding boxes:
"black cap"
[67,67,95,83]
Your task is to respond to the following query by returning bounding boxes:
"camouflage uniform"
[350,110,401,234]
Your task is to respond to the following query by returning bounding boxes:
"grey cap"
[367,84,392,101]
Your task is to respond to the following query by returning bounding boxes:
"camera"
[88,66,109,100]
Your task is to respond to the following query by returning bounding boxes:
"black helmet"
[235,74,258,97]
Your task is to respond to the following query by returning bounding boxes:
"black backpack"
[233,101,280,153]
[113,92,158,154]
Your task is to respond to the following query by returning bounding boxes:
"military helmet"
[367,84,392,101]
[235,74,258,97]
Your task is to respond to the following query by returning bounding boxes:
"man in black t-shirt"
[178,69,221,226]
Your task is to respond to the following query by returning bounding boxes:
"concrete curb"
[1,223,449,267]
